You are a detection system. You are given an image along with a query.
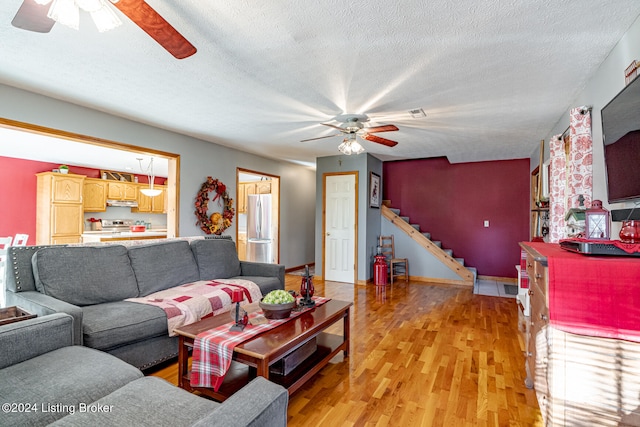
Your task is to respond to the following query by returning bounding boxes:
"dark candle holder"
[229,289,247,331]
[300,265,315,308]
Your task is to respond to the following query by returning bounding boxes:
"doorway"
[236,168,280,264]
[0,117,180,237]
[323,172,357,283]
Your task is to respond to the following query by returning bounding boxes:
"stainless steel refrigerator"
[246,194,273,263]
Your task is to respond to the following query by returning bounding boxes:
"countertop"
[81,230,168,241]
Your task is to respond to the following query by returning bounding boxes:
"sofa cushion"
[191,239,242,280]
[50,377,219,427]
[0,346,142,426]
[32,245,139,306]
[82,301,168,351]
[128,240,200,296]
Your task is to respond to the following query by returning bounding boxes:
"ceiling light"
[39,0,122,32]
[138,157,162,197]
[338,135,365,155]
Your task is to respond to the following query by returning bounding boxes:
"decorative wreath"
[195,177,235,235]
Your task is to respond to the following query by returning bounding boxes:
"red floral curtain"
[549,133,566,243]
[547,107,593,243]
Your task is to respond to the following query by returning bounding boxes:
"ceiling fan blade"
[366,124,399,133]
[301,133,342,142]
[112,0,196,59]
[321,123,348,132]
[362,133,398,147]
[11,0,55,33]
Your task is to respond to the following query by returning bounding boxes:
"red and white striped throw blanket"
[125,279,262,336]
[190,296,330,391]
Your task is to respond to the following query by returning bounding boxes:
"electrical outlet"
[484,220,490,227]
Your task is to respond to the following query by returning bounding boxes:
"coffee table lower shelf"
[180,332,344,401]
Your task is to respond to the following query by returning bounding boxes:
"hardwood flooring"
[148,275,543,426]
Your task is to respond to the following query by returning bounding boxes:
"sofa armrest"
[193,377,288,427]
[240,261,285,289]
[0,313,73,369]
[5,290,84,346]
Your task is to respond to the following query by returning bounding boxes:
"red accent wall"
[383,157,530,278]
[0,156,164,246]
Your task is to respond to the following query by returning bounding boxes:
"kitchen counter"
[82,230,168,243]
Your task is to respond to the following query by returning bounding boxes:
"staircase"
[381,205,476,286]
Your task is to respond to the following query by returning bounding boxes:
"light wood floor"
[148,275,543,426]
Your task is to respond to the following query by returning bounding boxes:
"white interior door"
[324,173,356,283]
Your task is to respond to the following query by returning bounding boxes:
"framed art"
[369,172,381,208]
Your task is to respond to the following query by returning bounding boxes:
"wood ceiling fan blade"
[362,133,398,147]
[301,133,342,142]
[112,0,196,59]
[321,123,348,132]
[11,0,55,33]
[366,124,399,133]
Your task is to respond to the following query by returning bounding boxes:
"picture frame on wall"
[369,172,381,208]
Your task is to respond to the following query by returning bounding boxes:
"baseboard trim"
[478,275,517,284]
[409,276,473,287]
[285,263,315,273]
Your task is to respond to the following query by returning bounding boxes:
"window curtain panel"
[547,107,593,243]
[567,107,593,211]
[549,134,566,243]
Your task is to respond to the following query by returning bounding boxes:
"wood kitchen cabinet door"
[134,185,165,213]
[256,182,271,194]
[83,178,107,212]
[108,182,138,200]
[51,175,83,203]
[36,172,85,244]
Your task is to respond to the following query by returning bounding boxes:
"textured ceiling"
[1,0,640,169]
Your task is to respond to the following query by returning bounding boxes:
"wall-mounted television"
[601,75,640,204]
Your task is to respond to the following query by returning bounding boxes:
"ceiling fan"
[11,0,196,59]
[302,114,399,154]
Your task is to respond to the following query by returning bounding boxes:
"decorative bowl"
[259,300,296,319]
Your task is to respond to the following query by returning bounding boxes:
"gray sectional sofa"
[0,313,288,426]
[5,238,285,370]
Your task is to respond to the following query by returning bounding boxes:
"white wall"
[0,83,316,268]
[538,15,640,236]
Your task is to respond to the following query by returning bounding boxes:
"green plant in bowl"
[260,290,296,319]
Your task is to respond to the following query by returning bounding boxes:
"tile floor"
[475,278,518,298]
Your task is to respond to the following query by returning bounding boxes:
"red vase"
[620,220,640,243]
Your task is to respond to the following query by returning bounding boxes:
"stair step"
[443,248,453,256]
[390,208,401,215]
[410,224,420,231]
[422,232,431,240]
[433,241,442,248]
[455,257,465,265]
[400,216,410,222]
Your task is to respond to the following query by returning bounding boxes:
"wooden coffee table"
[174,299,352,401]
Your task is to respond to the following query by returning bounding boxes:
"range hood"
[106,199,139,207]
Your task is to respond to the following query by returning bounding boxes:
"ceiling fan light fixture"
[338,137,365,156]
[48,0,79,30]
[47,0,122,32]
[88,2,122,32]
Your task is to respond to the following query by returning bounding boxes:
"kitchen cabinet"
[133,184,166,213]
[83,178,107,212]
[237,232,247,261]
[36,172,85,245]
[237,181,271,213]
[107,182,137,201]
